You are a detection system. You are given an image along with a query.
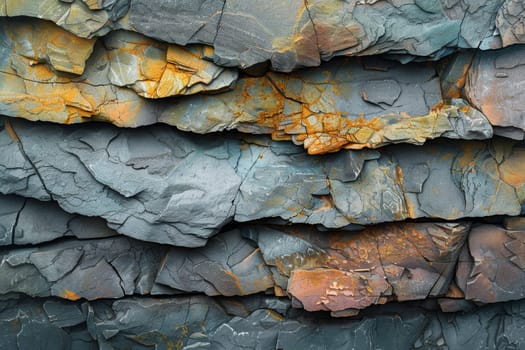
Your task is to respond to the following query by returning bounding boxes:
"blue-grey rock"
[0,117,523,247]
[0,236,171,300]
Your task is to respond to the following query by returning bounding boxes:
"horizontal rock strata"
[3,17,525,153]
[2,1,525,348]
[1,0,524,70]
[1,295,525,349]
[2,117,524,247]
[2,199,525,318]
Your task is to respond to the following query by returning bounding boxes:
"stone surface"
[496,0,525,47]
[3,0,516,71]
[156,229,274,296]
[245,223,469,313]
[1,117,524,247]
[104,31,238,98]
[2,295,525,349]
[0,194,116,246]
[0,236,171,300]
[160,57,493,154]
[465,45,525,134]
[456,224,525,304]
[4,1,525,346]
[0,18,236,126]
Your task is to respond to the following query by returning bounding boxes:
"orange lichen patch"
[221,269,245,295]
[453,141,482,169]
[314,194,335,212]
[394,165,417,218]
[248,88,470,154]
[59,289,81,301]
[97,98,148,126]
[445,282,466,298]
[499,149,525,187]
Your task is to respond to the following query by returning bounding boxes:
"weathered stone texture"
[2,0,515,71]
[2,117,525,247]
[3,0,525,346]
[160,58,492,154]
[2,296,525,349]
[465,45,525,138]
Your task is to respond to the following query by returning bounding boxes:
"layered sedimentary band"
[1,17,525,154]
[2,117,525,246]
[1,200,525,315]
[2,1,525,349]
[3,295,525,349]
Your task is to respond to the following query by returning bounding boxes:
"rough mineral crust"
[0,18,237,126]
[159,57,493,154]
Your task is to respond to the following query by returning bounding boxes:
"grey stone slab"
[156,229,274,296]
[0,195,24,245]
[456,224,525,304]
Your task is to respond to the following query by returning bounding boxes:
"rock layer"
[2,117,524,247]
[2,0,523,71]
[2,295,525,349]
[3,201,525,318]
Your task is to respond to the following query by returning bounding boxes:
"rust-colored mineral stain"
[499,148,525,187]
[59,289,81,301]
[288,268,389,312]
[442,59,473,99]
[221,269,245,295]
[3,118,20,142]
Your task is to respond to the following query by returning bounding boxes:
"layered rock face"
[2,1,525,349]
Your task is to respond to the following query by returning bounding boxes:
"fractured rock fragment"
[156,229,274,296]
[456,224,525,304]
[0,195,116,245]
[104,31,238,98]
[244,223,469,314]
[0,18,236,126]
[465,45,525,138]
